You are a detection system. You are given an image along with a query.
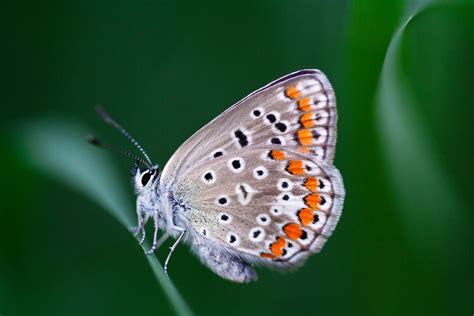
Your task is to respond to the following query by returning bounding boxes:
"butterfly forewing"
[161,70,337,189]
[160,69,344,269]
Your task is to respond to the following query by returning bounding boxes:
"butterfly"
[89,69,345,283]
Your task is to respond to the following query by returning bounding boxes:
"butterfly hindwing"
[171,146,343,268]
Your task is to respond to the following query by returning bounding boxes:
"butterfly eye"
[141,170,155,186]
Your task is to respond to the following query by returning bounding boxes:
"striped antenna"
[95,106,153,167]
[86,134,151,170]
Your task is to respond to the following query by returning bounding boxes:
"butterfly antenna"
[95,106,154,166]
[86,134,151,169]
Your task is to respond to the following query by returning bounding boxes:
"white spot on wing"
[248,227,266,242]
[277,192,295,204]
[276,87,288,101]
[317,177,332,193]
[199,227,209,237]
[302,161,321,175]
[298,229,314,246]
[226,232,240,246]
[256,213,271,226]
[215,195,230,206]
[284,240,301,257]
[270,206,283,216]
[298,79,321,95]
[317,93,328,102]
[218,212,232,224]
[318,194,332,211]
[250,107,264,119]
[227,157,246,173]
[235,183,257,206]
[201,170,216,185]
[253,166,268,180]
[311,211,327,230]
[312,146,324,159]
[314,110,329,125]
[313,127,328,145]
[277,178,293,191]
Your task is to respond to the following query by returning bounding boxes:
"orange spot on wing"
[298,97,311,111]
[260,253,275,259]
[283,223,303,240]
[297,129,314,146]
[270,237,286,257]
[298,208,314,226]
[270,244,283,257]
[276,236,285,246]
[285,85,301,99]
[300,112,315,128]
[286,160,304,176]
[269,149,286,160]
[304,177,319,192]
[298,146,311,154]
[304,193,321,209]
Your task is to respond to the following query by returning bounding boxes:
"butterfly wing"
[161,69,344,269]
[171,147,344,268]
[161,69,337,189]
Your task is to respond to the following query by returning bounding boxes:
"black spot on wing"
[234,129,249,147]
[266,114,277,123]
[239,184,248,199]
[271,137,282,145]
[320,196,326,205]
[232,160,241,169]
[274,122,287,133]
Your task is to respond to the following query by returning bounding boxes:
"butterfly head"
[88,106,160,194]
[132,161,160,193]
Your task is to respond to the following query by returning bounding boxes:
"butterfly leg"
[164,226,186,276]
[132,204,149,245]
[145,211,169,255]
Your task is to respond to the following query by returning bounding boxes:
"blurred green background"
[1,0,473,315]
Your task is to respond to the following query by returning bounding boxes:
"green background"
[1,0,472,315]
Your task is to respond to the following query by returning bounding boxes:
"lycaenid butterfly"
[89,69,345,282]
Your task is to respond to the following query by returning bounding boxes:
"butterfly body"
[105,69,345,283]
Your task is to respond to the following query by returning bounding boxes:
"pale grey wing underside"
[161,69,337,189]
[171,147,344,267]
[160,69,344,268]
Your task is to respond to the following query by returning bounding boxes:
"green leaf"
[14,118,194,316]
[375,0,470,260]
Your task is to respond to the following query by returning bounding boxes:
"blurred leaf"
[376,0,470,260]
[14,118,193,316]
